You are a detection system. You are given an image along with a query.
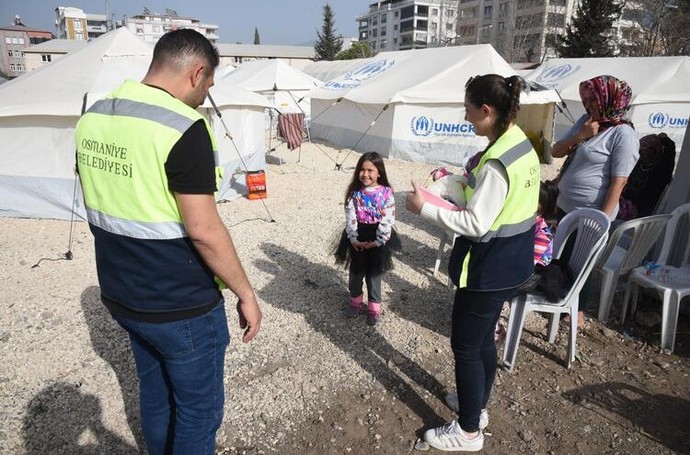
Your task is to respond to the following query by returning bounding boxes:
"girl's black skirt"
[334,223,402,275]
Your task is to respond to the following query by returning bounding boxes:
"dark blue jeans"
[451,288,515,432]
[114,302,229,455]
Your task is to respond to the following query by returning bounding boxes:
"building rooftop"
[0,24,52,34]
[23,39,87,53]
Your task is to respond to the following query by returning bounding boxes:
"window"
[74,20,83,30]
[4,37,10,44]
[75,32,84,40]
[10,64,15,71]
[380,39,387,48]
[136,27,144,34]
[7,51,11,58]
[499,3,509,15]
[153,25,161,33]
[447,8,455,17]
[447,22,454,31]
[41,54,52,62]
[417,19,428,31]
[484,5,493,18]
[401,5,414,19]
[18,37,24,44]
[432,8,438,16]
[547,12,565,27]
[393,37,398,44]
[394,11,399,18]
[381,14,387,24]
[400,20,414,32]
[372,29,378,37]
[394,24,398,31]
[12,37,19,44]
[381,27,387,36]
[498,22,505,32]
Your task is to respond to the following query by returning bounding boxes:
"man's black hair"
[152,28,219,71]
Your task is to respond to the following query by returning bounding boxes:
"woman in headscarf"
[618,133,676,220]
[551,75,640,327]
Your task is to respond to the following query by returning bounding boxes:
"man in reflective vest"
[76,29,261,455]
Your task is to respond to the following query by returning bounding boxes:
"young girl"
[534,180,558,267]
[334,152,401,326]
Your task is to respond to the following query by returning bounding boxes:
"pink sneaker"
[345,295,363,317]
[494,323,506,345]
[367,301,381,326]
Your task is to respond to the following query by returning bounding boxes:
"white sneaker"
[424,420,484,452]
[445,392,489,430]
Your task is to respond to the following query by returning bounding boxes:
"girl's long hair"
[344,152,391,204]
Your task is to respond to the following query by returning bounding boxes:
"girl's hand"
[351,240,366,251]
[406,181,424,214]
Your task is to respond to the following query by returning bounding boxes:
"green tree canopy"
[314,3,343,61]
[557,0,622,57]
[336,42,371,60]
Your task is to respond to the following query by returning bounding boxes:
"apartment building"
[0,16,52,78]
[55,7,108,41]
[356,0,460,52]
[23,39,86,71]
[124,8,219,44]
[454,0,578,63]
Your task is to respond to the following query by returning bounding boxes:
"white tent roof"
[525,56,690,105]
[0,27,268,117]
[0,28,153,117]
[307,44,559,106]
[302,59,367,83]
[220,59,320,92]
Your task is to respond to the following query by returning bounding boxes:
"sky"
[0,1,364,45]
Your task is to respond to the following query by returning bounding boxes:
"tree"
[556,0,622,57]
[336,42,371,60]
[254,27,260,45]
[314,3,343,61]
[617,0,689,56]
[658,0,690,55]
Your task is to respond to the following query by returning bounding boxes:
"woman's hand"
[577,117,600,141]
[406,181,424,214]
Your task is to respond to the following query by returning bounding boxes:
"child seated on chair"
[495,180,558,342]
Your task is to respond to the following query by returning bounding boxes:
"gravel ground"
[1,142,688,455]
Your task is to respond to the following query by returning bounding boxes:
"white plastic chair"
[593,214,671,323]
[434,231,459,288]
[502,208,610,371]
[621,203,690,352]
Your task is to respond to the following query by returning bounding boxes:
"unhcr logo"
[410,116,475,137]
[325,59,395,90]
[411,116,434,137]
[533,64,581,88]
[648,112,688,129]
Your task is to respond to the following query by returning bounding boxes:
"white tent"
[0,28,269,220]
[220,59,320,119]
[525,56,690,148]
[307,44,559,167]
[302,59,367,83]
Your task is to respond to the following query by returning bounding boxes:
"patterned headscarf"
[579,75,633,128]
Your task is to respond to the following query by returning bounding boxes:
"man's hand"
[237,294,262,343]
[406,181,424,214]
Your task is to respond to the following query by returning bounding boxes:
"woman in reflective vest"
[407,74,539,452]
